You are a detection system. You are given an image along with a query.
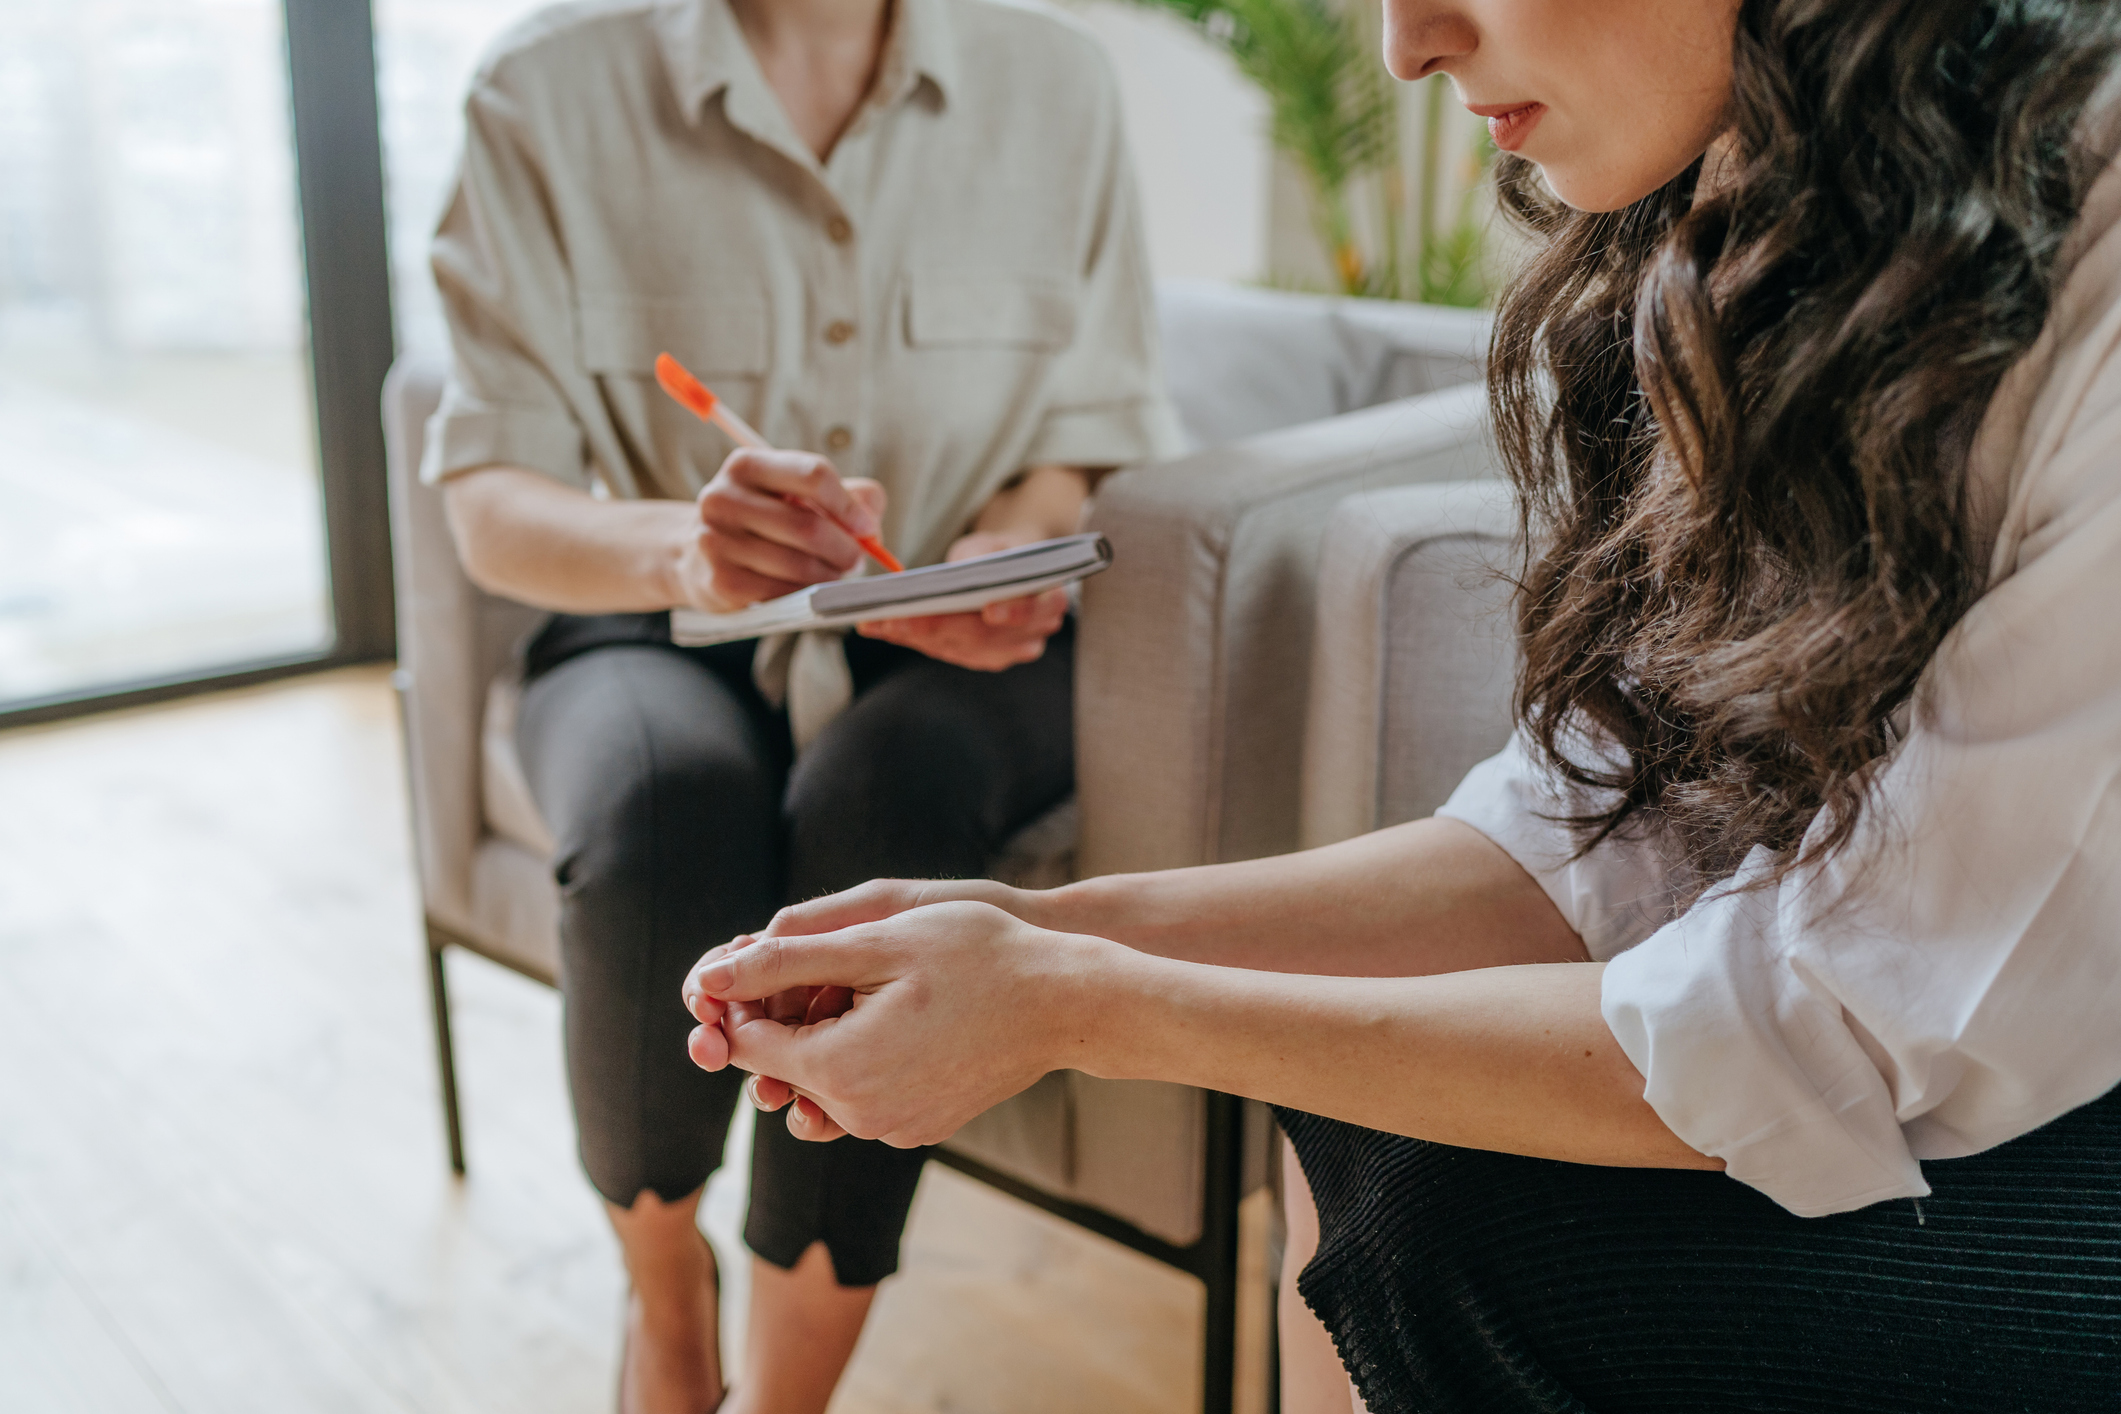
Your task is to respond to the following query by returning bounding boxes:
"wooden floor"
[0,668,1268,1414]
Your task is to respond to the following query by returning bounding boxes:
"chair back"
[382,354,543,931]
[1156,280,1488,448]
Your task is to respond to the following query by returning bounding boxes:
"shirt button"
[826,215,854,244]
[824,426,854,453]
[824,319,856,346]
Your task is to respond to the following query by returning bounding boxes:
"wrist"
[652,503,699,610]
[1036,930,1165,1081]
[1037,872,1136,939]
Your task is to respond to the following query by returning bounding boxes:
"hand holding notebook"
[656,351,1100,663]
[669,532,1113,646]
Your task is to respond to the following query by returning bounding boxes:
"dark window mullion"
[285,0,398,664]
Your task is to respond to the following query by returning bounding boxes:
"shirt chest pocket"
[575,295,769,378]
[902,273,1077,351]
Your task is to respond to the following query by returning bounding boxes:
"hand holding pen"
[655,355,902,614]
[657,351,1065,671]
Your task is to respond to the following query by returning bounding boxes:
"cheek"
[1499,0,1734,212]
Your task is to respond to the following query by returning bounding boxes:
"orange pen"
[655,352,904,574]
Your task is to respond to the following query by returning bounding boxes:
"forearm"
[1036,818,1585,977]
[443,466,689,613]
[970,465,1091,542]
[1072,951,1716,1170]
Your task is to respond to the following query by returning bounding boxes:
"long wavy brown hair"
[1490,0,2121,888]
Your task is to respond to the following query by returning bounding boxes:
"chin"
[1539,164,1653,215]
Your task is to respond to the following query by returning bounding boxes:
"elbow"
[439,473,511,596]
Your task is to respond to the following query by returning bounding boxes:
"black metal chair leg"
[426,932,467,1176]
[1198,1091,1245,1414]
[1267,1269,1283,1414]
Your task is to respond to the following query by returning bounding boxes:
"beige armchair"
[384,280,1494,1413]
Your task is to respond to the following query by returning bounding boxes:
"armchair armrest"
[1076,381,1494,876]
[1300,479,1520,850]
[384,355,543,933]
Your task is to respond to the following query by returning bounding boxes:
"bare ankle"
[609,1188,712,1276]
[608,1188,724,1414]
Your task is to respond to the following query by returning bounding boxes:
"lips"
[1467,102,1547,153]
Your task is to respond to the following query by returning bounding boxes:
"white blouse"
[1439,122,2121,1218]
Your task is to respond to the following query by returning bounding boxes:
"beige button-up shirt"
[423,0,1182,582]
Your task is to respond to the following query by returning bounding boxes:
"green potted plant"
[1130,0,1496,305]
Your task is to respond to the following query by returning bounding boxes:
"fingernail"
[701,959,735,992]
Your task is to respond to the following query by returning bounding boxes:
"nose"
[1382,1,1477,82]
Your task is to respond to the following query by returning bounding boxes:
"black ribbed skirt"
[1277,1089,2121,1413]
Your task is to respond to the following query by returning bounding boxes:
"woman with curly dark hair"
[680,0,2121,1407]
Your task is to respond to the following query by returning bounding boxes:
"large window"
[0,0,394,725]
[0,0,329,707]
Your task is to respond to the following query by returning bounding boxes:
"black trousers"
[517,613,1075,1286]
[1279,1088,2121,1413]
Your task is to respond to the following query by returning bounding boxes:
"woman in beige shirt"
[424,0,1176,1410]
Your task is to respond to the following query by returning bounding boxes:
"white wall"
[1064,1,1271,285]
[1069,2,1498,298]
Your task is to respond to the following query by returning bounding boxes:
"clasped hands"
[680,880,1109,1147]
[684,448,1067,671]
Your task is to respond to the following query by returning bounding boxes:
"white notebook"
[668,532,1113,647]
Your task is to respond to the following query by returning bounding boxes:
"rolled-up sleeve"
[1608,388,2121,1212]
[1439,738,1686,963]
[422,69,590,489]
[1445,216,2121,1217]
[1020,64,1183,472]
